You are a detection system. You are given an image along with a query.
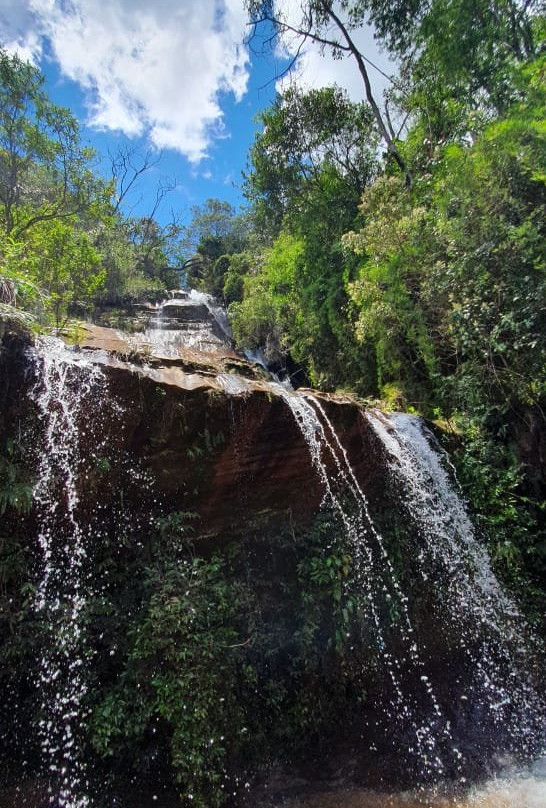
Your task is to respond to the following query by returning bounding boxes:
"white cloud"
[0,0,398,161]
[0,0,250,162]
[0,1,43,62]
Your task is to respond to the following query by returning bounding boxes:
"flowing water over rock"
[128,289,234,357]
[29,339,112,807]
[273,394,544,781]
[279,392,452,779]
[365,412,543,757]
[0,298,544,807]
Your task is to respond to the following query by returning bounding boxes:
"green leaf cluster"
[0,48,184,328]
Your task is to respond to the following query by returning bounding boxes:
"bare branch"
[245,2,410,183]
[109,145,162,214]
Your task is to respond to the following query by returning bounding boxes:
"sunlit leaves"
[0,48,104,238]
[230,232,304,362]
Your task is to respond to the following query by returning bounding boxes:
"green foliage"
[244,85,378,235]
[0,49,183,321]
[125,216,181,291]
[413,0,540,112]
[222,251,253,304]
[1,219,107,328]
[0,48,105,238]
[0,234,44,318]
[0,50,112,325]
[92,218,170,306]
[344,175,439,405]
[448,415,546,627]
[429,74,545,411]
[84,508,370,806]
[237,107,379,386]
[180,199,250,295]
[0,438,33,516]
[230,232,304,363]
[92,556,250,808]
[0,435,39,777]
[343,60,545,413]
[20,219,105,328]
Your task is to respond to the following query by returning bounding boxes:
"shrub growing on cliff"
[88,510,369,806]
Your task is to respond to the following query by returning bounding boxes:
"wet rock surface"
[1,316,383,544]
[62,322,382,540]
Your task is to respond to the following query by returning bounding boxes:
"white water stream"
[279,391,544,785]
[280,391,452,778]
[366,412,543,753]
[131,289,233,356]
[30,338,114,808]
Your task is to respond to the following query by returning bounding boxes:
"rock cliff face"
[3,320,385,542]
[0,311,543,808]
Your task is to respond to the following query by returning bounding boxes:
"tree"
[230,232,304,364]
[245,0,409,180]
[0,49,104,238]
[126,216,180,289]
[388,0,539,105]
[20,219,105,329]
[179,199,250,292]
[244,85,379,233]
[343,175,439,405]
[181,199,248,256]
[343,57,546,411]
[239,85,380,386]
[246,2,542,182]
[109,144,161,215]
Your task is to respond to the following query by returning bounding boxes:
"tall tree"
[237,86,381,387]
[245,0,409,180]
[180,199,248,256]
[179,199,250,292]
[244,85,379,234]
[0,49,103,238]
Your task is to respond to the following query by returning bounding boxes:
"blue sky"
[0,1,394,227]
[40,50,282,226]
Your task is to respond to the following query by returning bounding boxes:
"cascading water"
[279,391,455,778]
[366,412,544,755]
[4,301,543,808]
[280,391,544,781]
[29,337,113,808]
[131,289,233,357]
[187,289,232,343]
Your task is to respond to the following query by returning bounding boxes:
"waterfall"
[280,391,453,778]
[187,289,232,343]
[281,392,544,777]
[7,325,542,807]
[29,337,112,808]
[128,289,232,357]
[366,411,544,757]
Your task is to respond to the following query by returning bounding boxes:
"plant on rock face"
[91,555,253,808]
[0,438,33,515]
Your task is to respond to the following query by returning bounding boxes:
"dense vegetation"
[227,3,545,618]
[0,2,545,803]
